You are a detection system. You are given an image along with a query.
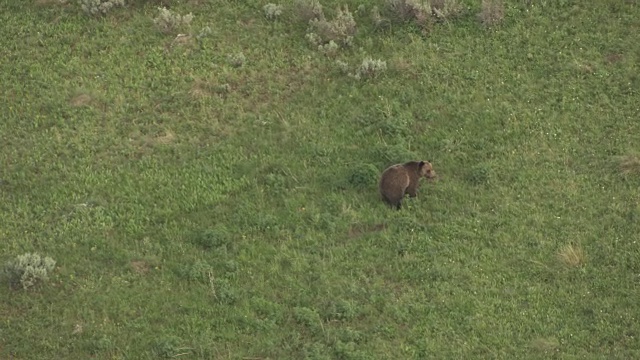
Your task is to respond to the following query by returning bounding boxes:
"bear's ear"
[419,161,426,167]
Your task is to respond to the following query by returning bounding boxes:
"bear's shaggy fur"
[379,160,435,210]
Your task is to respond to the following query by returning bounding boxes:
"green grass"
[2,0,640,358]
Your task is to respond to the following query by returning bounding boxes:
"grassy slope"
[1,0,640,358]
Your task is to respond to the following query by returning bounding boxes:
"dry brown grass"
[530,337,560,353]
[154,130,176,145]
[605,53,624,64]
[479,0,505,27]
[189,79,211,99]
[35,0,69,6]
[69,93,93,107]
[130,260,151,274]
[348,223,386,238]
[617,154,640,175]
[557,244,586,268]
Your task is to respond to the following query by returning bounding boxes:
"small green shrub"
[192,226,230,250]
[302,342,332,360]
[348,163,379,189]
[151,336,186,358]
[210,277,237,304]
[308,5,356,48]
[154,7,194,34]
[3,253,56,290]
[324,299,359,321]
[90,335,114,354]
[79,0,124,16]
[293,306,322,333]
[466,164,491,185]
[263,3,283,20]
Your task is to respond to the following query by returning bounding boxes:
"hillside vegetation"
[1,0,639,358]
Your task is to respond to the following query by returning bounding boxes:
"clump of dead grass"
[478,0,504,27]
[530,337,560,353]
[617,153,640,176]
[557,244,586,268]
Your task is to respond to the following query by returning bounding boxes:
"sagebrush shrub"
[386,0,431,28]
[370,5,391,30]
[308,5,356,48]
[227,52,246,68]
[79,0,124,16]
[335,59,350,74]
[354,58,387,79]
[386,0,464,28]
[263,3,283,20]
[154,7,194,34]
[318,40,339,57]
[295,0,325,23]
[3,253,56,290]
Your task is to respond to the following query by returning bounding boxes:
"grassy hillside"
[1,0,639,358]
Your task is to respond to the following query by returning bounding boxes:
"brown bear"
[379,160,435,210]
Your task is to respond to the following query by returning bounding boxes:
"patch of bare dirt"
[130,260,151,275]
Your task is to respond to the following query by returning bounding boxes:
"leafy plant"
[348,163,379,189]
[3,253,56,290]
[151,336,187,358]
[192,226,230,250]
[466,164,491,185]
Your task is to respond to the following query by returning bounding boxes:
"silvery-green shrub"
[263,3,283,20]
[79,0,124,16]
[3,253,56,290]
[154,7,194,34]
